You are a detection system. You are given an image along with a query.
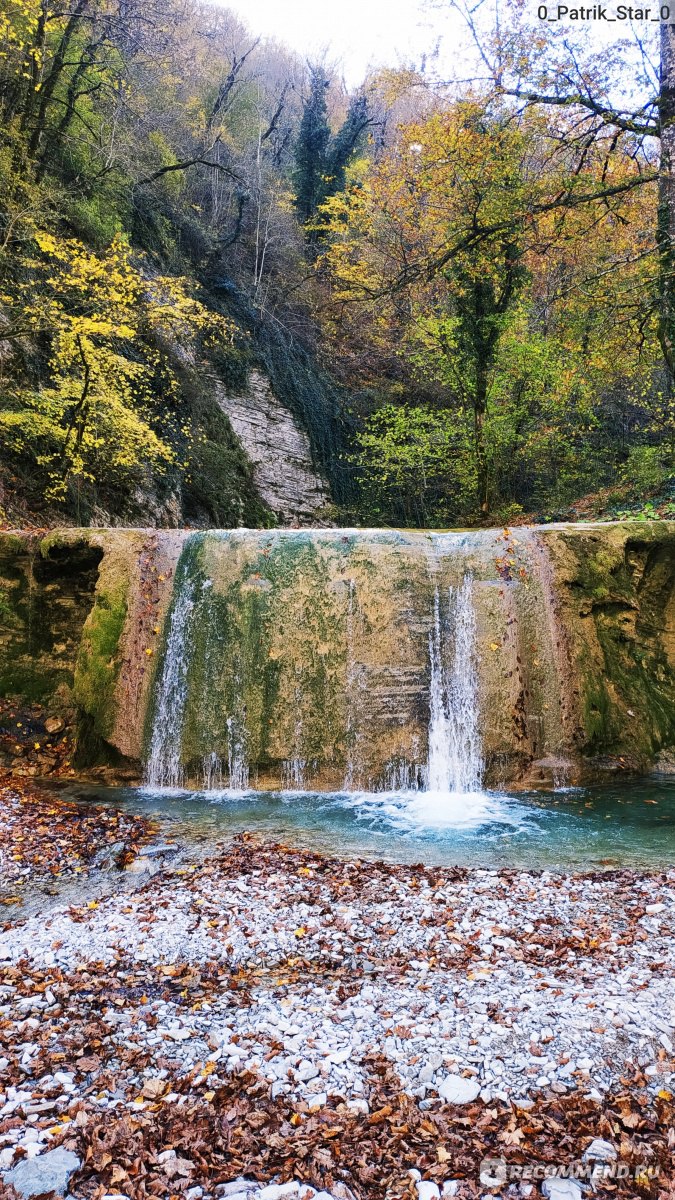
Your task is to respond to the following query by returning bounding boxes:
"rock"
[331,1185,358,1200]
[417,1183,440,1200]
[215,371,332,525]
[541,1180,583,1200]
[4,1148,81,1198]
[44,717,65,735]
[441,1185,459,1198]
[327,1047,351,1064]
[583,1138,617,1162]
[296,1062,319,1082]
[645,903,666,914]
[215,1182,258,1198]
[257,1186,300,1200]
[438,1074,481,1105]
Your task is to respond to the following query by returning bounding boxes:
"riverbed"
[0,782,674,1199]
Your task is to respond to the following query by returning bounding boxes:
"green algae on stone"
[0,532,102,707]
[538,522,675,769]
[70,532,142,753]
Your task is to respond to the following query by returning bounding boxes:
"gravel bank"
[0,834,673,1198]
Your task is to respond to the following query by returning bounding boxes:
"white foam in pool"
[337,787,530,832]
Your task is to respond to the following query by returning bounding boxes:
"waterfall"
[145,573,196,788]
[427,576,483,793]
[140,529,550,796]
[226,715,249,790]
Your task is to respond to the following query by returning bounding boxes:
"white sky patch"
[214,0,458,85]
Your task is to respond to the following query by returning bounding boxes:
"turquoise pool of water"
[62,778,675,869]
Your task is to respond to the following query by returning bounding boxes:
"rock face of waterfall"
[137,524,674,790]
[1,522,674,785]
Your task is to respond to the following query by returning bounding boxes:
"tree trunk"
[474,371,490,516]
[657,21,675,384]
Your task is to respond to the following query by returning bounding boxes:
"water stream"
[427,577,482,795]
[145,567,196,789]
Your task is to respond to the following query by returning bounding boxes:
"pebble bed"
[0,839,674,1197]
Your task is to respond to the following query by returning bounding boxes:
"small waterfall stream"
[145,572,196,788]
[427,577,483,794]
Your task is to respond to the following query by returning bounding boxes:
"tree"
[318,103,540,513]
[0,226,237,507]
[294,66,332,226]
[446,1,671,390]
[317,88,663,519]
[294,68,372,244]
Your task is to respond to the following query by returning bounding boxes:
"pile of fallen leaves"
[6,1057,670,1199]
[0,780,154,900]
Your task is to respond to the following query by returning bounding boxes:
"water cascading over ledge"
[142,528,571,791]
[1,523,673,783]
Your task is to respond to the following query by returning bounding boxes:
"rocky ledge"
[0,825,673,1198]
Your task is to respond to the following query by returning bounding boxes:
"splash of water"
[145,576,196,788]
[427,576,483,794]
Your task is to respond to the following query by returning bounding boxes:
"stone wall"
[215,371,333,526]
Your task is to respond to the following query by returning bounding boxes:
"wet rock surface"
[0,833,673,1198]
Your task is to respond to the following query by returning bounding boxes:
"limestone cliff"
[214,370,333,526]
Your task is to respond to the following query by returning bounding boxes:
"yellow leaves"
[33,231,61,255]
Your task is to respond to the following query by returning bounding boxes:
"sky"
[213,0,651,93]
[215,0,459,86]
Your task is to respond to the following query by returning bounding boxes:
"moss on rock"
[539,522,675,770]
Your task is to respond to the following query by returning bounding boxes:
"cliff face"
[214,370,333,526]
[0,522,673,787]
[536,523,675,776]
